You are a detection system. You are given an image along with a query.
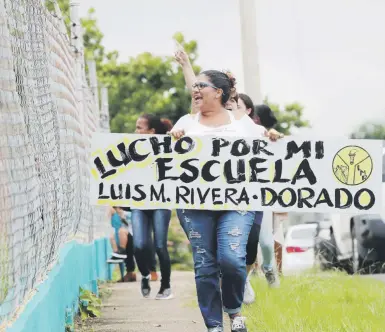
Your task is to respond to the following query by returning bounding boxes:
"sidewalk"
[91,271,206,332]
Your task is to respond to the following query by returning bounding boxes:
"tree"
[47,0,109,69]
[350,122,385,140]
[45,0,70,34]
[264,98,310,135]
[103,32,201,133]
[47,2,309,135]
[81,8,107,68]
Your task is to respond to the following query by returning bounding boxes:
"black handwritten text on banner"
[90,133,383,214]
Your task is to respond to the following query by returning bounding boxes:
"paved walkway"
[91,271,208,332]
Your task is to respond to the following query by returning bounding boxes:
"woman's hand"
[167,129,185,140]
[264,128,284,142]
[174,50,190,67]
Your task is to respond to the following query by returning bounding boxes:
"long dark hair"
[254,104,277,129]
[139,114,173,134]
[238,93,255,118]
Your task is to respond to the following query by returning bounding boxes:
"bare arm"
[175,50,196,92]
[107,206,115,220]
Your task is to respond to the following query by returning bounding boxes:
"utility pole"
[239,0,263,104]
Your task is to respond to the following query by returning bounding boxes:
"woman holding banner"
[169,70,283,332]
[132,114,174,300]
[174,48,281,305]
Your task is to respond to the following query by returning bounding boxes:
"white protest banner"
[89,133,383,214]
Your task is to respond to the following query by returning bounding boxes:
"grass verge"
[244,272,385,332]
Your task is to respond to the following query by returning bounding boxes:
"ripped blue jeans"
[177,209,255,329]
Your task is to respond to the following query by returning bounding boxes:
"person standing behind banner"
[232,94,271,305]
[107,206,129,264]
[219,90,269,303]
[132,114,173,300]
[169,70,283,332]
[254,104,287,276]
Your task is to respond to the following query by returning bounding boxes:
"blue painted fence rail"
[3,238,113,332]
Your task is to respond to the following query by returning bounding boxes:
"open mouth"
[193,94,203,106]
[193,94,202,101]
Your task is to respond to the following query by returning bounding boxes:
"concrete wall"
[5,238,112,332]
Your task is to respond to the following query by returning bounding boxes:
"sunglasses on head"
[192,82,219,90]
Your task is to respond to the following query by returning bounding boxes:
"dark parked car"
[314,145,385,274]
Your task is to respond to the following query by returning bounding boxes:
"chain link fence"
[0,0,110,324]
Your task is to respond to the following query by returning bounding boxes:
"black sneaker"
[141,276,151,298]
[106,255,124,264]
[113,249,127,259]
[155,286,173,300]
[231,316,247,332]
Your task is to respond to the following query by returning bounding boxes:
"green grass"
[244,272,385,332]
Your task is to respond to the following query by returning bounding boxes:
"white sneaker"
[207,327,223,332]
[155,287,174,300]
[231,316,247,331]
[106,256,124,264]
[243,278,255,304]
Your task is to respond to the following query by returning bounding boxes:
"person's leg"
[275,241,283,274]
[107,231,127,264]
[120,232,137,282]
[259,212,275,270]
[151,244,157,272]
[151,209,173,299]
[244,212,262,305]
[131,209,152,297]
[217,210,254,331]
[118,228,128,249]
[177,209,190,239]
[273,213,287,275]
[148,223,158,281]
[178,209,222,330]
[110,233,118,252]
[125,232,136,272]
[259,212,280,287]
[246,212,263,274]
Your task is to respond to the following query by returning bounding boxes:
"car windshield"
[290,227,317,240]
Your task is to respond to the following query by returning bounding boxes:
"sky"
[79,0,385,136]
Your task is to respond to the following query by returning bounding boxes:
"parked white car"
[282,223,317,274]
